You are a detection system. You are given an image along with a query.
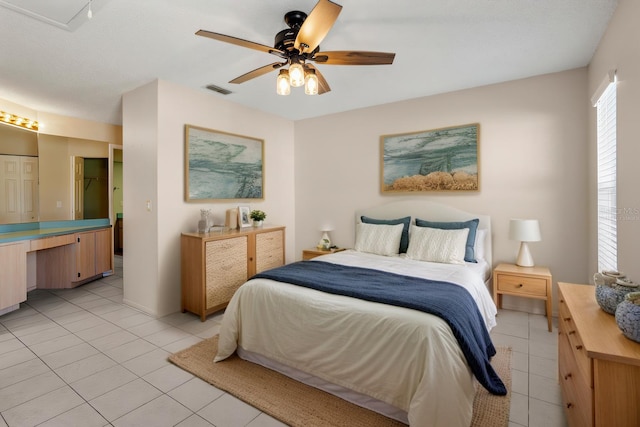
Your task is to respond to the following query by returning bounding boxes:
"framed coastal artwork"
[380,123,479,192]
[185,125,264,201]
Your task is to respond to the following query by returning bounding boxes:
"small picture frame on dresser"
[238,205,251,228]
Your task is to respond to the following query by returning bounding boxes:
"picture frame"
[238,205,252,228]
[185,125,264,202]
[380,123,479,192]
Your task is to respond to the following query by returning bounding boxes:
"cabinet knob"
[563,317,571,322]
[567,403,573,409]
[575,345,583,350]
[517,283,524,288]
[564,373,572,380]
[568,330,576,335]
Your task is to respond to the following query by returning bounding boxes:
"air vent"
[206,84,232,95]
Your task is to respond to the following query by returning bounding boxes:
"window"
[596,77,617,272]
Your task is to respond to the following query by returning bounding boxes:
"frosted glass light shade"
[509,219,541,267]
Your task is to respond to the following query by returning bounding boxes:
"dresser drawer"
[496,273,547,297]
[559,297,592,386]
[255,230,284,273]
[559,331,593,427]
[29,234,76,251]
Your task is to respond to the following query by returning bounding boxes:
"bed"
[214,200,503,427]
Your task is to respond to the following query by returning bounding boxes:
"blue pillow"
[415,218,479,263]
[361,215,411,253]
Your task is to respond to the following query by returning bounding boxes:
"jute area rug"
[169,336,511,427]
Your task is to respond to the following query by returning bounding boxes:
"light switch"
[56,201,62,208]
[146,200,152,211]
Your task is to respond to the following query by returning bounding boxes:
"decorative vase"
[317,231,331,250]
[615,292,640,343]
[594,273,637,315]
[253,220,263,227]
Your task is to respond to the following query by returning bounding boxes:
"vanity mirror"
[0,123,117,225]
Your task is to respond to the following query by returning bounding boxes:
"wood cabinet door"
[94,228,112,274]
[75,231,96,281]
[0,241,28,309]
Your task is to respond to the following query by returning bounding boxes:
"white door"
[74,156,84,220]
[0,155,21,223]
[20,157,38,222]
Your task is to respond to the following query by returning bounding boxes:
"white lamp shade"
[508,219,541,242]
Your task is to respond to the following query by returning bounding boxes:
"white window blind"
[596,80,617,272]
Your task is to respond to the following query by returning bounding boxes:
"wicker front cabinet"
[181,226,285,321]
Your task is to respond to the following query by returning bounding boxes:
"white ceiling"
[0,0,618,126]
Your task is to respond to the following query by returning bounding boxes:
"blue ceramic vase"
[595,283,634,315]
[615,292,640,343]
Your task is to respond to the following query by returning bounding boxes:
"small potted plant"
[250,209,266,227]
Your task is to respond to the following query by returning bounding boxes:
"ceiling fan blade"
[196,30,286,58]
[229,62,286,84]
[312,51,395,65]
[294,0,342,54]
[305,64,331,94]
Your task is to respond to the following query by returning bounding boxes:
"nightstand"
[302,248,346,260]
[493,263,553,332]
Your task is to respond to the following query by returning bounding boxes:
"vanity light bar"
[0,110,40,132]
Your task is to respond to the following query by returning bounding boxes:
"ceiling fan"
[196,0,395,95]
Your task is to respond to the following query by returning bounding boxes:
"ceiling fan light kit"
[196,0,395,97]
[276,69,291,95]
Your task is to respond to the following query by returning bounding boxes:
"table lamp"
[317,227,333,250]
[508,219,541,267]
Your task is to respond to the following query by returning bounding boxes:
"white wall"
[123,80,295,317]
[295,68,589,315]
[122,81,160,316]
[587,0,640,282]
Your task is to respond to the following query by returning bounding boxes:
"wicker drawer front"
[496,274,547,296]
[205,237,248,310]
[255,230,284,273]
[559,332,593,427]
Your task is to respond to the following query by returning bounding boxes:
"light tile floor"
[0,256,567,426]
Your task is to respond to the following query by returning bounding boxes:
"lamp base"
[516,242,535,267]
[318,231,331,250]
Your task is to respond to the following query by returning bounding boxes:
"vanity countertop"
[0,219,111,244]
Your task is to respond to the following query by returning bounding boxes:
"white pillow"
[406,225,469,264]
[474,229,486,261]
[354,222,404,256]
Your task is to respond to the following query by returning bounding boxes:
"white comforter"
[215,250,498,427]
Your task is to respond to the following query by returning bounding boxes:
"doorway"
[83,158,109,219]
[109,145,123,257]
[73,157,109,220]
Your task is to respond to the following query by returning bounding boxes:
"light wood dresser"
[558,282,640,427]
[181,226,285,321]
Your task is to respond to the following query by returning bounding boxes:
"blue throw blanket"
[253,261,507,395]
